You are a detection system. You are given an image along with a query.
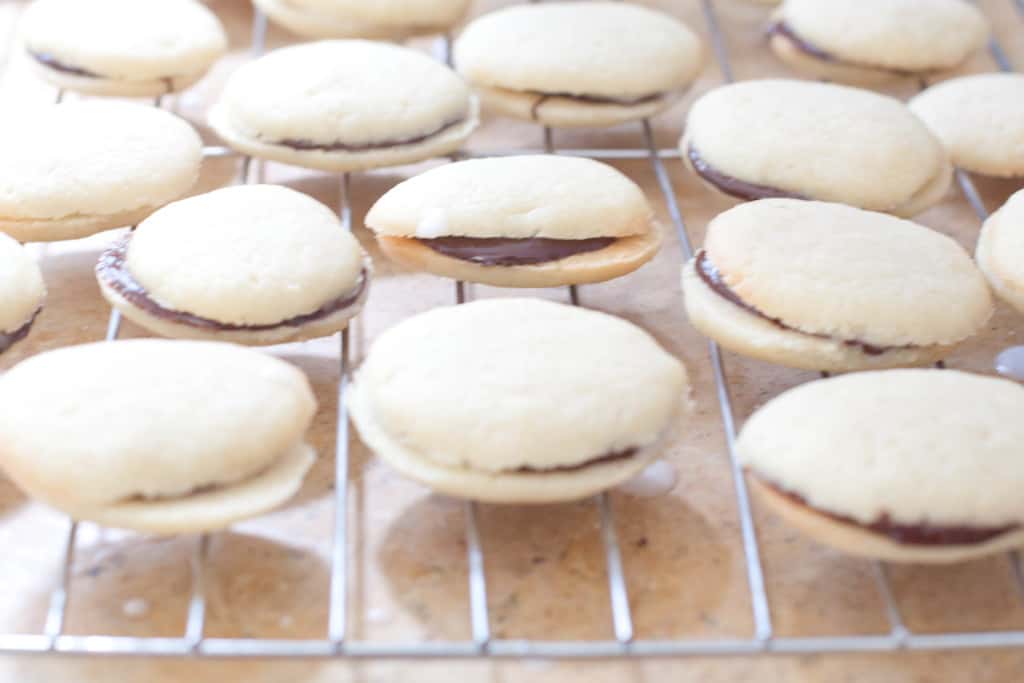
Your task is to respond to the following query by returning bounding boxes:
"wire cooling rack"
[3,0,1024,661]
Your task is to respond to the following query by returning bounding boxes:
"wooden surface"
[2,0,1024,680]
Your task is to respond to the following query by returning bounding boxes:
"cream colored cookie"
[682,79,952,216]
[454,2,702,128]
[738,369,1024,563]
[253,0,470,39]
[97,185,370,346]
[0,340,317,533]
[910,74,1024,178]
[977,189,1024,314]
[0,234,45,354]
[770,0,988,86]
[0,102,203,243]
[349,298,691,503]
[682,199,991,371]
[366,155,661,287]
[21,0,227,97]
[209,41,479,172]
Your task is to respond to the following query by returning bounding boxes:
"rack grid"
[2,0,1024,661]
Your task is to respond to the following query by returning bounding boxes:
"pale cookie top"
[212,41,473,147]
[366,155,653,240]
[0,234,45,333]
[354,298,687,472]
[703,199,992,347]
[738,369,1024,527]
[910,74,1024,177]
[285,0,470,26]
[980,189,1024,292]
[21,0,227,81]
[454,2,702,98]
[0,102,202,221]
[779,0,988,72]
[0,340,315,510]
[686,80,948,212]
[127,185,366,326]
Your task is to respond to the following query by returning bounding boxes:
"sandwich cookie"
[738,369,1024,563]
[0,101,203,243]
[682,79,952,217]
[977,189,1024,315]
[97,185,370,345]
[0,340,316,533]
[769,0,988,86]
[254,0,471,40]
[0,234,45,355]
[365,155,661,287]
[910,74,1024,178]
[683,199,992,371]
[349,298,690,503]
[21,0,227,96]
[209,41,479,172]
[454,2,703,128]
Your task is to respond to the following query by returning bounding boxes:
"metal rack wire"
[3,0,1024,660]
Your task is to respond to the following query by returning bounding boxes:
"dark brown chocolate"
[516,449,637,473]
[768,22,916,77]
[96,236,365,332]
[0,309,40,355]
[695,250,900,356]
[29,51,100,78]
[759,475,1020,546]
[275,117,465,153]
[419,236,617,266]
[529,90,664,120]
[687,146,807,202]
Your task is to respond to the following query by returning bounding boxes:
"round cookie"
[21,0,227,97]
[769,0,988,86]
[910,74,1024,178]
[0,234,45,355]
[349,298,691,503]
[253,0,471,40]
[209,41,479,172]
[97,185,370,345]
[0,339,317,533]
[682,79,952,217]
[454,2,703,128]
[977,189,1024,315]
[738,369,1024,564]
[365,155,661,287]
[682,199,992,371]
[0,102,203,243]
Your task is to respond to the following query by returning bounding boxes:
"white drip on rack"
[6,0,1024,660]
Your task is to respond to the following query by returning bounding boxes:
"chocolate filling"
[528,90,664,120]
[515,448,637,473]
[0,308,41,355]
[768,22,916,77]
[759,476,1020,546]
[695,250,908,356]
[30,51,101,78]
[275,117,465,153]
[418,236,617,266]
[96,236,366,332]
[688,146,807,202]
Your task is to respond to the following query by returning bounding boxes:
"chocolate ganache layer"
[696,250,911,356]
[30,51,101,78]
[768,22,916,77]
[419,236,617,266]
[687,146,807,202]
[0,308,41,355]
[515,448,637,474]
[97,236,366,331]
[760,476,1020,546]
[275,116,466,153]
